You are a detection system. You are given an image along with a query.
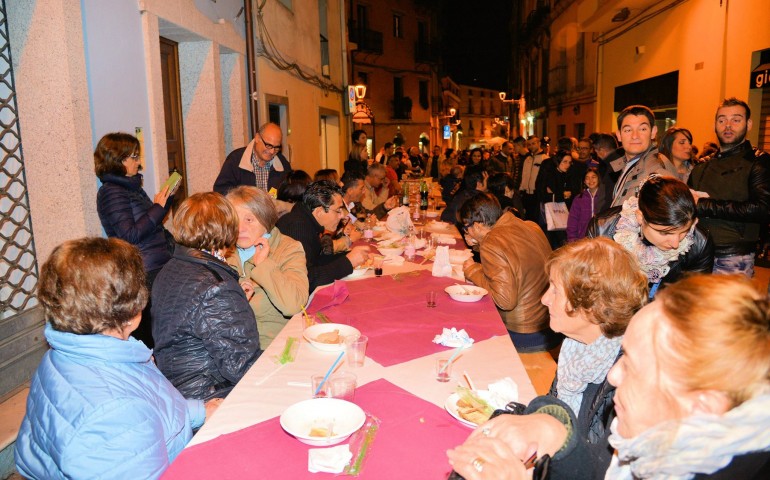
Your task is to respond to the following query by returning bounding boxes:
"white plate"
[444,390,494,428]
[430,221,451,230]
[444,285,488,302]
[378,246,404,257]
[303,323,361,352]
[345,267,369,279]
[426,211,439,218]
[280,398,366,446]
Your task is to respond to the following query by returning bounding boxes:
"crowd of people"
[14,96,770,479]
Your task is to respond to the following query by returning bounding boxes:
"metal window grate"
[0,0,39,319]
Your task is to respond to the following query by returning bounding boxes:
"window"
[468,98,474,114]
[419,80,429,110]
[393,14,403,38]
[468,89,473,96]
[394,76,404,99]
[575,123,586,139]
[357,71,368,86]
[576,33,585,90]
[557,124,566,138]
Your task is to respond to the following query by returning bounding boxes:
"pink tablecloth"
[161,379,471,479]
[307,271,506,367]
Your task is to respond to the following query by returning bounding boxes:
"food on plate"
[357,258,374,269]
[459,289,482,296]
[315,329,342,344]
[455,387,494,426]
[309,426,334,437]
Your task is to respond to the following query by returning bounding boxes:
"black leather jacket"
[587,206,714,287]
[689,141,770,256]
[152,246,262,400]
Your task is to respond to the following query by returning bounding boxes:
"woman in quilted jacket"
[152,192,262,400]
[15,237,219,479]
[95,132,174,348]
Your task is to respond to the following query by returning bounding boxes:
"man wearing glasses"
[214,122,292,195]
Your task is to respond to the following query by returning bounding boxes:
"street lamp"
[352,83,375,150]
[498,92,524,139]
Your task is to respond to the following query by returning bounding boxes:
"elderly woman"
[225,186,309,348]
[587,175,713,298]
[152,192,262,400]
[447,274,770,479]
[94,132,173,347]
[15,238,218,479]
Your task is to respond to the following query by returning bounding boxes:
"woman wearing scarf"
[226,186,309,349]
[448,274,770,479]
[587,174,713,299]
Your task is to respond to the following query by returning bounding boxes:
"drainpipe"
[245,0,259,137]
[339,0,350,150]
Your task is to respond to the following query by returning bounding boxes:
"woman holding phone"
[95,132,176,347]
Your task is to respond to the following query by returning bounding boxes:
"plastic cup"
[345,334,368,368]
[311,372,357,401]
[372,255,385,277]
[436,358,451,382]
[426,291,437,308]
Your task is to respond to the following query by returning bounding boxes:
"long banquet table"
[162,222,537,479]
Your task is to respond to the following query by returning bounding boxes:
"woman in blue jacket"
[15,237,219,479]
[95,133,174,347]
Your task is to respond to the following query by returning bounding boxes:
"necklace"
[613,197,695,283]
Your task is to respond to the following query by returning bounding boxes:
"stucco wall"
[597,0,770,146]
[7,0,100,263]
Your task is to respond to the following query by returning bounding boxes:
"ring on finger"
[471,457,485,473]
[481,427,491,437]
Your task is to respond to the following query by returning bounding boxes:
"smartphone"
[163,172,183,196]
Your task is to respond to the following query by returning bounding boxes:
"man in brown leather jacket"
[459,193,560,352]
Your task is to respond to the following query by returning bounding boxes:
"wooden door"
[160,37,188,204]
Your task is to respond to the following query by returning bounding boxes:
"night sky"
[439,0,512,91]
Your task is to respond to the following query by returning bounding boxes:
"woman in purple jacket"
[95,132,173,347]
[566,168,609,242]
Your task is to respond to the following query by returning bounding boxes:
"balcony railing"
[348,22,383,55]
[414,41,439,63]
[391,96,413,119]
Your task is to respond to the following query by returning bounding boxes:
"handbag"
[543,198,569,231]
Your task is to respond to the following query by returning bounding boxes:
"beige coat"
[463,212,551,334]
[227,227,309,348]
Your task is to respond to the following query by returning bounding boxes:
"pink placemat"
[162,379,470,479]
[308,270,506,367]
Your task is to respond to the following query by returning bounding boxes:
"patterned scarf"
[613,197,694,283]
[557,335,622,416]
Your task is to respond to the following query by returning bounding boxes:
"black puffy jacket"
[96,173,171,272]
[152,246,262,400]
[587,206,714,288]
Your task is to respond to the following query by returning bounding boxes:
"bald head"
[255,123,283,164]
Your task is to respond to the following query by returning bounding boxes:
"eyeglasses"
[258,134,281,152]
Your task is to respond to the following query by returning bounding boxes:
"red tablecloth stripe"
[162,379,471,479]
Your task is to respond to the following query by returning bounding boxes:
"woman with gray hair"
[226,186,309,348]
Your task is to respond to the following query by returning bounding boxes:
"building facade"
[1,0,349,402]
[457,84,506,149]
[345,0,440,154]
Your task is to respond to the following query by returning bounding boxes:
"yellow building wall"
[597,0,770,147]
[254,0,347,175]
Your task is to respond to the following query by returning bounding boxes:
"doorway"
[160,37,188,204]
[319,110,340,171]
